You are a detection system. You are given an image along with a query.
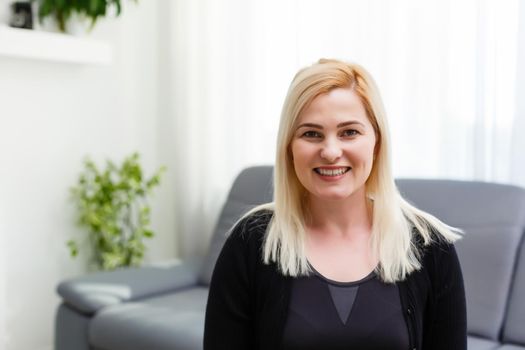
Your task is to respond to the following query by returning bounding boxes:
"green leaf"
[67,240,78,258]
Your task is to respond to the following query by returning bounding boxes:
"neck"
[305,187,372,237]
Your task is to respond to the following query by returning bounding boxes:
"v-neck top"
[281,263,409,350]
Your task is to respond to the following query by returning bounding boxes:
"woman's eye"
[303,131,321,138]
[341,129,359,137]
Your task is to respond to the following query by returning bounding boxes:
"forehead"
[296,87,370,126]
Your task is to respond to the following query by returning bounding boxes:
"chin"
[313,191,355,201]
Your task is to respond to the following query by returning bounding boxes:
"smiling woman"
[204,59,467,350]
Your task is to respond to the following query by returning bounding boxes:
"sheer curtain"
[165,0,523,256]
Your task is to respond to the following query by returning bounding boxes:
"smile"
[314,167,351,176]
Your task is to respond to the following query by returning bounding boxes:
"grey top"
[282,264,409,350]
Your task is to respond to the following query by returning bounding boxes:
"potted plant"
[68,152,166,270]
[35,0,137,33]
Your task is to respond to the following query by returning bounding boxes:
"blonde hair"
[245,59,461,283]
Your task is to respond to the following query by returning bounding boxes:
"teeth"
[315,167,349,176]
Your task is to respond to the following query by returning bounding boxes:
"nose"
[320,137,342,162]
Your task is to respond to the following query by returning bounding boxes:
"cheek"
[290,142,317,187]
[350,143,376,169]
[363,137,377,160]
[290,141,311,166]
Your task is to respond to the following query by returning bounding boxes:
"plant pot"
[66,13,91,36]
[31,3,91,35]
[32,1,59,33]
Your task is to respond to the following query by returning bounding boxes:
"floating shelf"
[0,25,112,65]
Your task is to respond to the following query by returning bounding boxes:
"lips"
[314,167,351,176]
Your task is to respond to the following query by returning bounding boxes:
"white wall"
[0,1,178,349]
[0,197,7,348]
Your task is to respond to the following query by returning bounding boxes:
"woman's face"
[290,87,377,203]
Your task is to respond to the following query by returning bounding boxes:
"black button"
[407,308,412,314]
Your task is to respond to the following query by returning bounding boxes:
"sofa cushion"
[199,166,273,285]
[90,287,208,350]
[497,345,525,350]
[468,336,500,350]
[396,180,525,340]
[503,235,525,346]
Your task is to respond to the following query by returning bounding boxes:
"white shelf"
[0,25,112,65]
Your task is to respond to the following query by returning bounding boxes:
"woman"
[204,59,467,350]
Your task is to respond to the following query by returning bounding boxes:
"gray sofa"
[55,166,525,350]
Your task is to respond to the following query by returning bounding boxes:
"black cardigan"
[204,211,467,350]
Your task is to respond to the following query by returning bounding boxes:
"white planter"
[31,2,92,35]
[31,2,60,33]
[66,13,92,36]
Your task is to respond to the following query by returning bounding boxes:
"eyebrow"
[296,121,365,130]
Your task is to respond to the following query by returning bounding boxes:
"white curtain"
[165,0,524,256]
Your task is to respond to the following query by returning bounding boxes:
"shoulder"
[423,240,460,273]
[409,226,463,280]
[231,209,273,235]
[211,209,274,281]
[226,209,273,249]
[411,225,461,265]
[410,229,458,273]
[419,230,461,266]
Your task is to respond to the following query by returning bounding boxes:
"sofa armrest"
[58,259,201,315]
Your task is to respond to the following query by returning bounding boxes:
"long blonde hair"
[246,59,461,283]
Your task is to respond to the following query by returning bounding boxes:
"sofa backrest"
[199,166,274,285]
[396,179,525,341]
